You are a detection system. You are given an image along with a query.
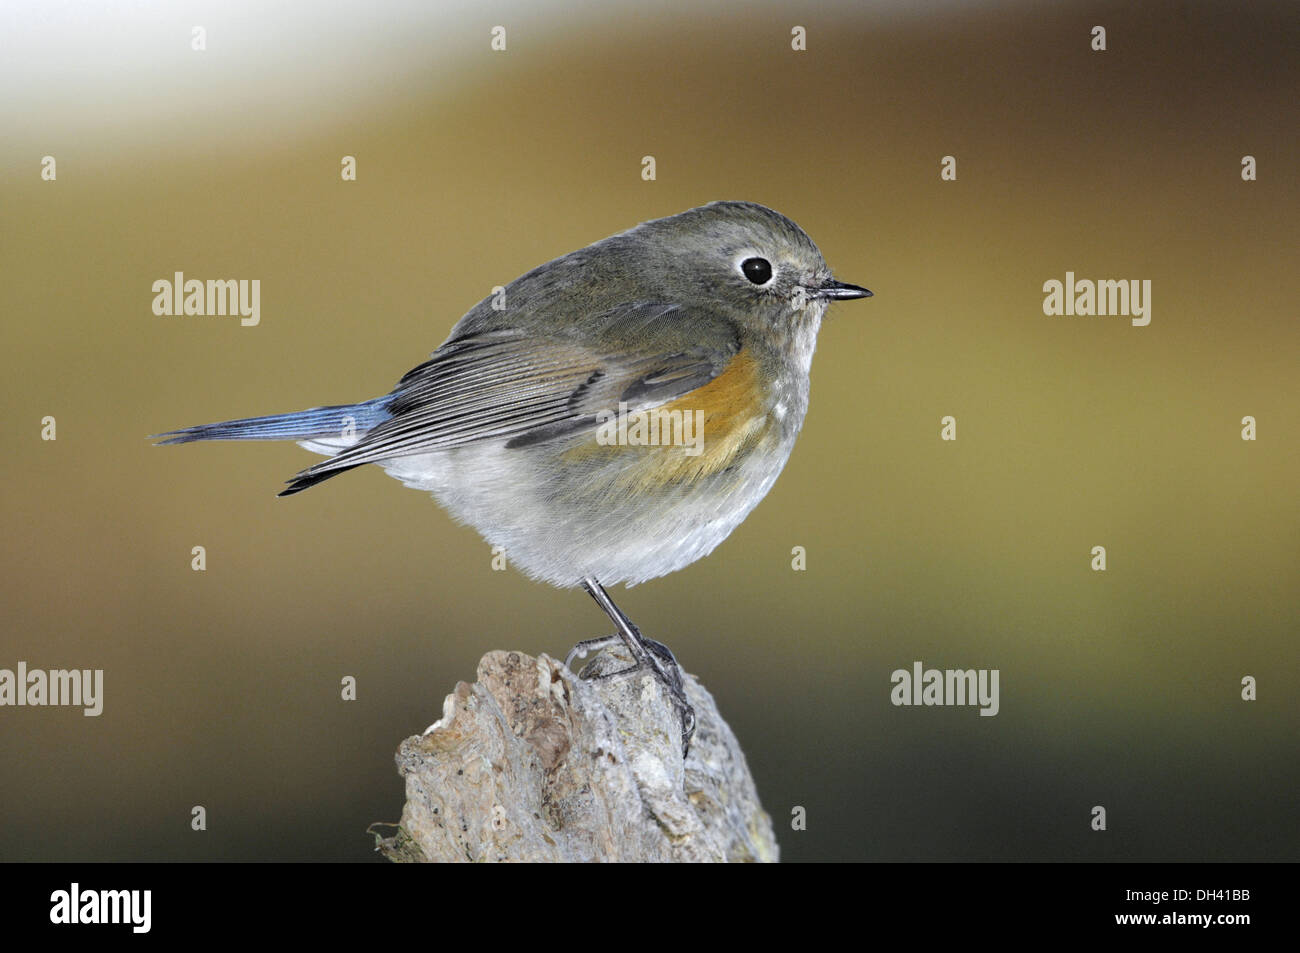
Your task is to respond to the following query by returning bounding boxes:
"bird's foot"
[564,633,696,757]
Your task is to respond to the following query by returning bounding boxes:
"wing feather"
[279,301,741,493]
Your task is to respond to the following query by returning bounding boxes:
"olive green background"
[2,0,1296,861]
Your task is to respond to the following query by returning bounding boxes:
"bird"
[155,201,872,753]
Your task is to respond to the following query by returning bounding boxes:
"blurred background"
[1,0,1297,862]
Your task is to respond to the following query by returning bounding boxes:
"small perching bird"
[156,201,872,752]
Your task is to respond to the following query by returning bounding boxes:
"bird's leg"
[574,577,696,756]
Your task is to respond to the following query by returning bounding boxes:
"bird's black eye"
[741,257,773,285]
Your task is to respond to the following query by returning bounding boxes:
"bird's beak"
[816,279,872,300]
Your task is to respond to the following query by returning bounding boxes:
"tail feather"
[154,397,390,496]
[152,398,389,446]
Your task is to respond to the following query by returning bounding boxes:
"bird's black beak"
[816,279,872,300]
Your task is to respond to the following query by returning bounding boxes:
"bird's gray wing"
[279,301,740,494]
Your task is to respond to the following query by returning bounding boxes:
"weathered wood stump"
[373,648,779,862]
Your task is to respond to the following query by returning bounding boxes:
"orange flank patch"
[561,350,778,491]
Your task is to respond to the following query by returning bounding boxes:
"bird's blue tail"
[152,397,390,445]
